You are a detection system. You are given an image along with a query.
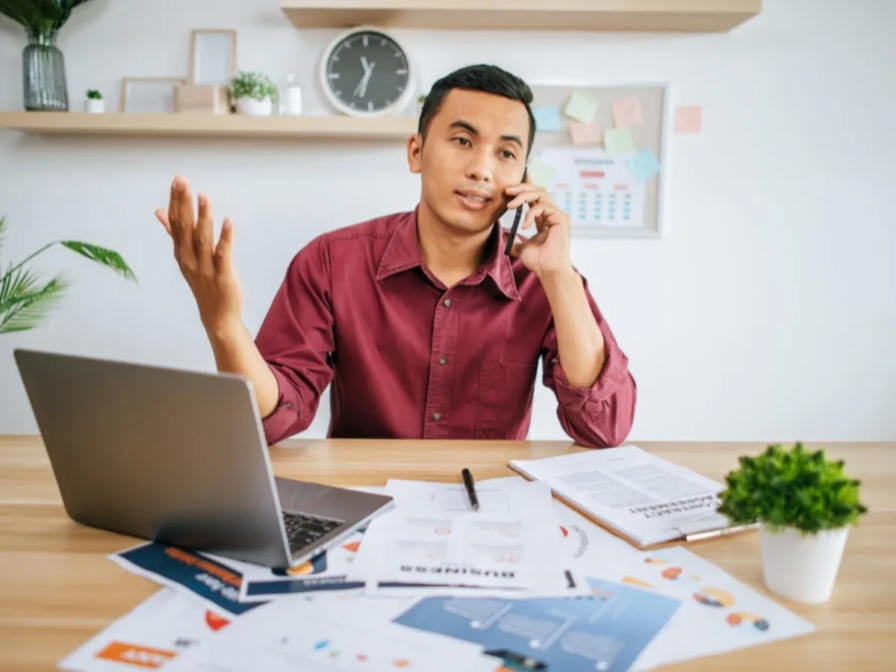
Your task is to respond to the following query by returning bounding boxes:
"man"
[155,64,636,448]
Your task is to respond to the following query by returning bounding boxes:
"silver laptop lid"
[14,348,292,568]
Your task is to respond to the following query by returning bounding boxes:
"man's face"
[408,88,530,235]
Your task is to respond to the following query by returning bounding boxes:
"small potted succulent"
[717,442,868,604]
[84,89,104,113]
[230,71,278,116]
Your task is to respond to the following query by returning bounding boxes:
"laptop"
[13,348,394,569]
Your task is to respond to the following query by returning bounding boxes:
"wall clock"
[318,26,415,117]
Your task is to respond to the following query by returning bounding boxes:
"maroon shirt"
[255,208,637,448]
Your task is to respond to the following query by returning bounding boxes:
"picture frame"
[120,77,187,113]
[189,29,237,87]
[512,79,671,240]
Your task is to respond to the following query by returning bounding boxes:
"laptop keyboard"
[282,511,344,555]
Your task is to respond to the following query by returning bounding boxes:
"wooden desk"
[1,436,893,671]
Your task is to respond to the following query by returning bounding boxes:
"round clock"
[318,26,415,117]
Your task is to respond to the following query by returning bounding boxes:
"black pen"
[461,468,479,511]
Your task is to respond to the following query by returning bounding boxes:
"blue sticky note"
[626,148,661,183]
[532,105,563,132]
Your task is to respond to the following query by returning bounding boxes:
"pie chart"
[693,587,735,608]
[727,612,770,631]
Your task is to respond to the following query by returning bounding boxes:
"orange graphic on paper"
[392,659,412,668]
[95,642,176,668]
[205,611,230,632]
[342,540,362,553]
[621,576,654,589]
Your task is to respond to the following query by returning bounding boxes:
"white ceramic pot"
[236,97,273,116]
[760,523,849,604]
[84,98,105,113]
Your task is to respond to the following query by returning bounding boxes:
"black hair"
[417,64,536,157]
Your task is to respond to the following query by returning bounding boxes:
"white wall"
[1,0,894,442]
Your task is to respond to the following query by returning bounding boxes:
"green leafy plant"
[0,216,136,334]
[717,442,868,535]
[0,0,94,32]
[86,89,101,99]
[229,71,278,101]
[417,94,426,104]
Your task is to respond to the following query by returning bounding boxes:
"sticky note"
[613,96,644,128]
[626,148,661,183]
[564,91,599,124]
[527,158,557,187]
[675,105,702,134]
[604,127,635,155]
[568,121,602,146]
[532,105,563,132]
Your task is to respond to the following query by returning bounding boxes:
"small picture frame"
[189,29,237,86]
[120,77,187,113]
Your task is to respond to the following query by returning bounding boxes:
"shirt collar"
[376,206,521,301]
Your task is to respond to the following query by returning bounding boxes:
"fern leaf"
[61,241,137,282]
[0,266,42,314]
[0,274,69,333]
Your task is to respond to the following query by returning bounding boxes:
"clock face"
[323,30,411,115]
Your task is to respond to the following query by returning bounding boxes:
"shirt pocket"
[475,360,538,439]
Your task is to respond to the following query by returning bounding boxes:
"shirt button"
[433,412,442,421]
[439,357,447,365]
[443,299,451,307]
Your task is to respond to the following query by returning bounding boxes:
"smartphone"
[503,167,528,256]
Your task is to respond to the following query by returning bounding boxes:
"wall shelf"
[0,112,417,140]
[279,0,761,32]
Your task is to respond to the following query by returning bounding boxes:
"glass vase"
[23,29,69,112]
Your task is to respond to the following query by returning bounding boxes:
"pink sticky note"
[613,96,644,128]
[568,121,602,146]
[675,105,702,134]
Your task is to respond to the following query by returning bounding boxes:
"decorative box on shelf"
[175,85,231,115]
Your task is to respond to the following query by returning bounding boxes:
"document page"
[163,597,500,672]
[511,446,733,546]
[347,478,573,593]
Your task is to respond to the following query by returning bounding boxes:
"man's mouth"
[455,190,492,209]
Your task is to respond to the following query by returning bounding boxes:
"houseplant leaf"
[61,241,137,281]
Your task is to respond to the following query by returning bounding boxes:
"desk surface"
[1,435,893,671]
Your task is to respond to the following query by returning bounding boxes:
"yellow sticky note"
[568,121,602,146]
[613,96,644,128]
[604,128,635,155]
[527,158,557,187]
[564,91,599,124]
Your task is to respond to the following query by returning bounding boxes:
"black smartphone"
[503,167,528,256]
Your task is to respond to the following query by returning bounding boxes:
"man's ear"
[407,133,423,174]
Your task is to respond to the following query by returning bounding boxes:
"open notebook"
[509,445,758,547]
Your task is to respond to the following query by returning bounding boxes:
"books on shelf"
[509,445,758,547]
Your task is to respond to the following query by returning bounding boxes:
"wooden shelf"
[0,112,417,140]
[279,0,761,32]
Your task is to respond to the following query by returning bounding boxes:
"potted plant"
[230,71,278,116]
[717,442,868,604]
[0,0,96,111]
[0,216,136,334]
[84,89,104,113]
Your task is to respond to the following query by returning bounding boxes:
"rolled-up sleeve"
[255,235,335,446]
[541,280,637,449]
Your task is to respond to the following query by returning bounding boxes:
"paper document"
[392,577,681,672]
[163,597,500,672]
[348,478,573,593]
[510,445,751,546]
[58,588,235,671]
[585,546,816,669]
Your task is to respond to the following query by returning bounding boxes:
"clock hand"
[360,60,375,98]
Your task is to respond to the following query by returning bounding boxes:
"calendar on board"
[540,148,646,231]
